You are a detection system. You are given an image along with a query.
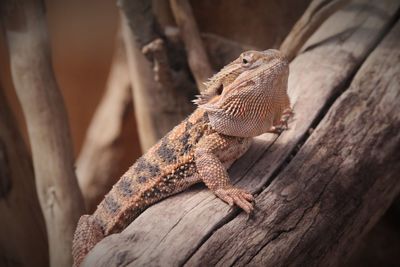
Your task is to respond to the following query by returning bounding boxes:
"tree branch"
[2,0,85,266]
[170,0,213,91]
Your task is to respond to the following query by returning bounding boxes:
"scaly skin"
[72,49,292,266]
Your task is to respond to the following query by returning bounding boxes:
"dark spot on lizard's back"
[180,132,190,146]
[157,138,177,164]
[202,111,209,123]
[135,157,160,177]
[185,120,193,131]
[179,132,192,155]
[117,176,134,197]
[104,195,120,214]
[137,176,147,183]
[94,216,107,231]
[134,157,147,172]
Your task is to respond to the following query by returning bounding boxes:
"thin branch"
[280,0,350,61]
[170,0,213,91]
[2,0,85,266]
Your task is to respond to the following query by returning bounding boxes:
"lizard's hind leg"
[72,215,104,267]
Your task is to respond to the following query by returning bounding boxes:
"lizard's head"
[196,49,289,137]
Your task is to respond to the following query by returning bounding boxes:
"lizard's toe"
[215,187,254,213]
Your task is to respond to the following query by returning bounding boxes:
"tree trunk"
[0,88,48,267]
[2,0,85,266]
[83,0,400,266]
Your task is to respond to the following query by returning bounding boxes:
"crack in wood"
[247,167,339,265]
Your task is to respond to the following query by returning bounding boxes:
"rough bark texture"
[83,0,400,266]
[2,0,85,266]
[76,30,139,213]
[0,88,48,267]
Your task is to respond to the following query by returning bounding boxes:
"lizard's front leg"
[194,133,254,213]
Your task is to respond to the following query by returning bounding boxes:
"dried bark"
[83,0,400,266]
[2,0,85,266]
[76,30,139,213]
[0,88,48,267]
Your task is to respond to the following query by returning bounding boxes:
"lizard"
[72,49,292,266]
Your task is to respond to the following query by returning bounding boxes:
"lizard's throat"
[207,111,272,137]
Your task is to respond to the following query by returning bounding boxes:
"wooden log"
[83,0,400,266]
[76,29,139,213]
[187,17,400,267]
[2,0,85,266]
[0,88,48,267]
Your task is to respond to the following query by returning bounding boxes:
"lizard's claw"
[268,108,294,134]
[268,125,286,134]
[215,187,254,213]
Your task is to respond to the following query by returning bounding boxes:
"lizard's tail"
[72,215,104,267]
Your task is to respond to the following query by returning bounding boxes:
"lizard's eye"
[241,56,252,66]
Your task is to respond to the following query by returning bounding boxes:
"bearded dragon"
[72,49,292,266]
